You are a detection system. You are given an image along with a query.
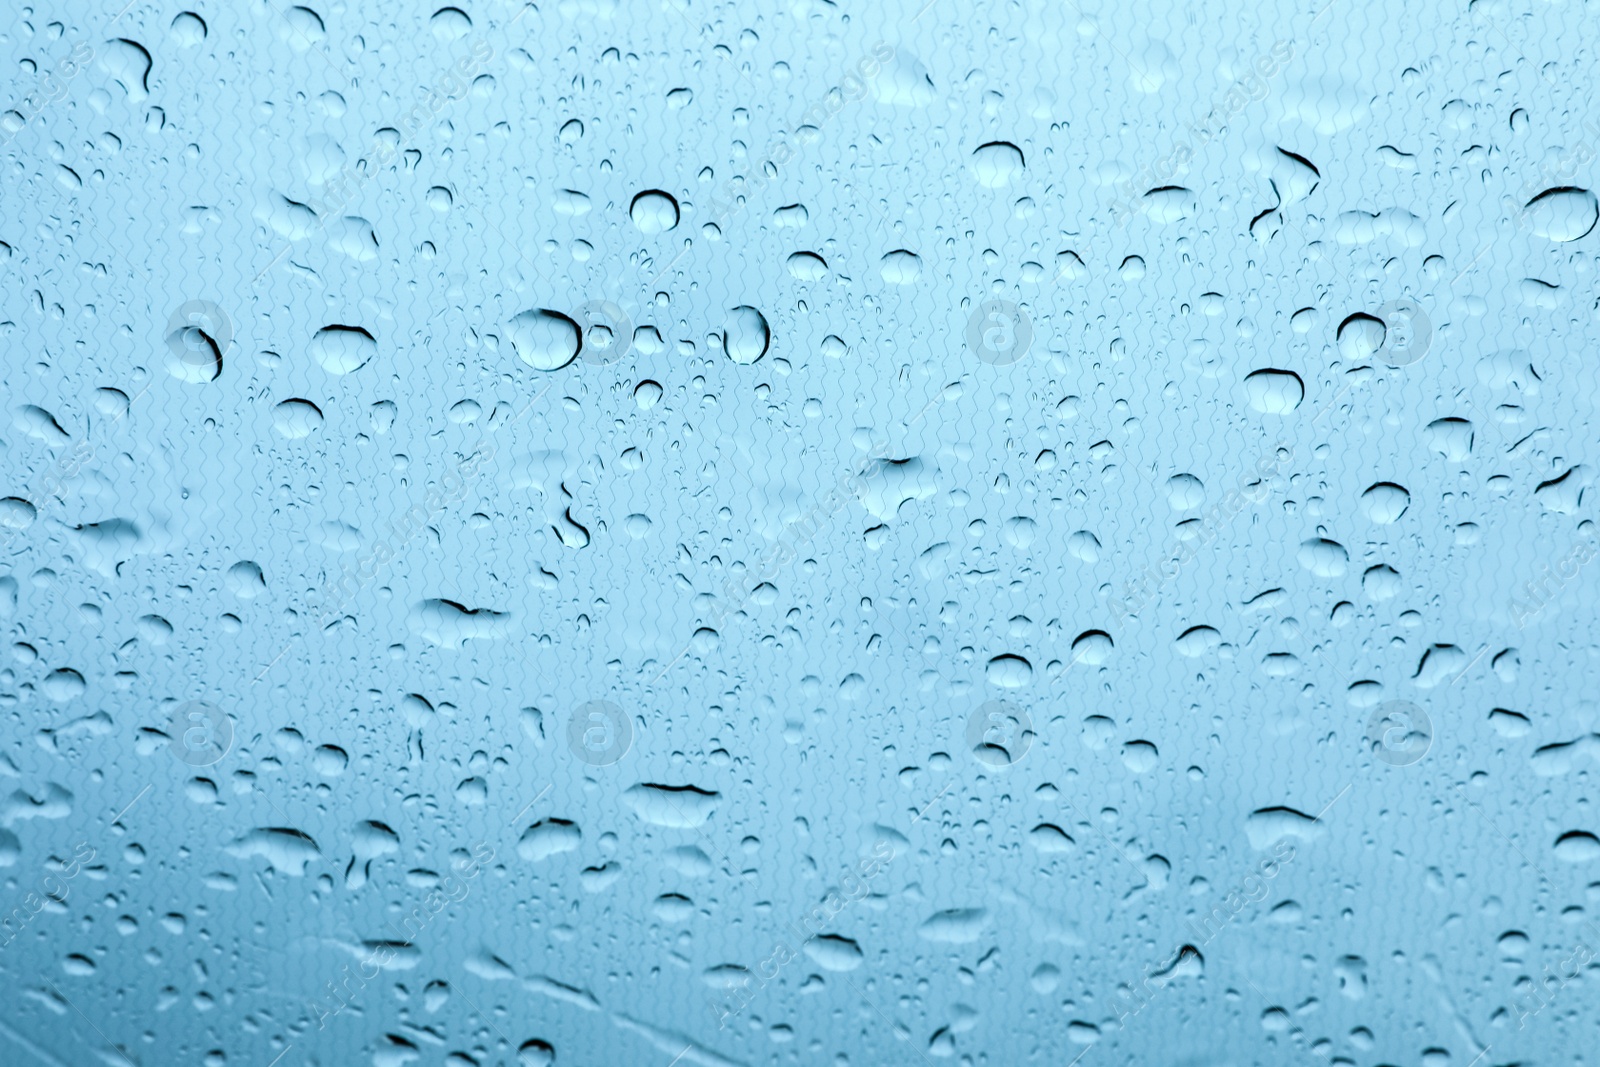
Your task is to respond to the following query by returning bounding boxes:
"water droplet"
[623,783,719,828]
[43,668,86,702]
[170,11,207,46]
[1174,625,1221,658]
[272,398,323,439]
[517,1040,555,1067]
[722,305,771,364]
[1244,369,1305,413]
[1360,482,1410,523]
[553,188,591,215]
[985,654,1033,688]
[1067,530,1100,562]
[518,819,582,861]
[1298,538,1348,577]
[804,935,864,972]
[279,6,325,52]
[1071,630,1113,665]
[786,251,827,280]
[1166,473,1204,510]
[1522,187,1598,242]
[430,5,472,40]
[406,599,512,648]
[1141,185,1195,222]
[1029,824,1075,854]
[879,249,923,284]
[309,325,376,375]
[1554,830,1600,863]
[971,141,1024,188]
[918,908,991,943]
[0,498,36,530]
[630,189,680,233]
[224,827,320,876]
[873,48,936,106]
[99,38,152,101]
[507,309,582,371]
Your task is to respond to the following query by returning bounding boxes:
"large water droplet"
[170,11,207,46]
[1337,313,1386,361]
[309,325,376,375]
[722,305,770,364]
[803,935,864,972]
[786,251,827,281]
[1523,187,1598,242]
[1072,630,1113,665]
[430,5,472,40]
[1298,537,1349,577]
[872,48,936,106]
[971,141,1025,188]
[1554,830,1600,863]
[985,654,1033,688]
[507,309,582,371]
[1142,185,1195,222]
[1244,369,1304,413]
[1360,482,1410,524]
[630,189,679,233]
[272,398,324,439]
[879,249,922,284]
